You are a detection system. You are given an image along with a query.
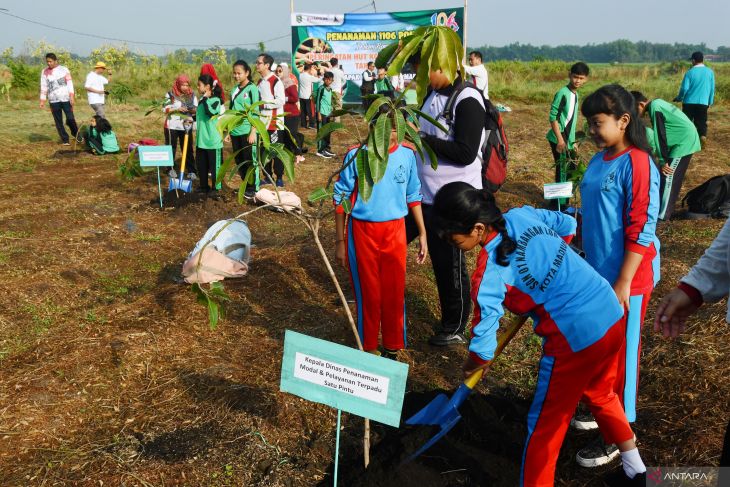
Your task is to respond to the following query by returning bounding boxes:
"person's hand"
[39,100,46,109]
[613,278,632,311]
[653,287,699,338]
[335,240,347,268]
[318,115,322,122]
[556,139,566,153]
[661,164,675,176]
[247,131,257,145]
[462,355,490,379]
[103,90,110,95]
[224,134,231,143]
[416,233,428,264]
[69,97,75,108]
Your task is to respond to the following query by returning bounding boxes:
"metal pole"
[463,0,468,61]
[334,409,342,486]
[290,0,294,14]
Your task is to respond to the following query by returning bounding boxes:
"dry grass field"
[0,93,728,486]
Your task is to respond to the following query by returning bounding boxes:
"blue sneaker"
[275,179,285,188]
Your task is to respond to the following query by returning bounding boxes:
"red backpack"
[442,84,509,193]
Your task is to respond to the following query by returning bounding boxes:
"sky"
[0,0,728,56]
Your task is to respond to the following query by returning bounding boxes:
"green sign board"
[280,330,408,427]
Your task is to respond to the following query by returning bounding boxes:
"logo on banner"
[291,13,344,26]
[431,11,460,31]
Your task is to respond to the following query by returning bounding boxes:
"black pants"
[266,130,285,181]
[231,133,256,191]
[196,147,222,191]
[406,204,470,335]
[361,88,374,110]
[284,116,303,156]
[49,101,78,143]
[317,115,332,152]
[658,154,692,220]
[682,103,709,137]
[300,98,314,128]
[549,141,578,210]
[164,129,196,172]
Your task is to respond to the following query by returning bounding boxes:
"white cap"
[271,62,278,71]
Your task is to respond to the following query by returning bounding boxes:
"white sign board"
[294,352,389,404]
[544,182,573,200]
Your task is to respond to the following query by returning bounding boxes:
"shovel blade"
[403,411,463,463]
[405,393,450,426]
[168,177,193,193]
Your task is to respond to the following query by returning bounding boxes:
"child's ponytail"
[432,182,515,266]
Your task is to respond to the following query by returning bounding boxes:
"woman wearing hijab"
[163,74,197,177]
[277,63,305,162]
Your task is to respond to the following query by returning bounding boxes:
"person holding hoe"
[431,181,648,487]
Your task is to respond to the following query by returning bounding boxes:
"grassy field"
[0,67,729,486]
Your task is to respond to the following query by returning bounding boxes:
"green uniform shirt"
[375,77,394,93]
[645,98,701,163]
[100,130,119,153]
[316,86,333,117]
[229,82,259,136]
[546,85,579,148]
[196,96,223,149]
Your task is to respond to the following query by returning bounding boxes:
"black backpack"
[682,174,730,218]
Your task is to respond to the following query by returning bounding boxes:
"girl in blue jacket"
[431,182,646,487]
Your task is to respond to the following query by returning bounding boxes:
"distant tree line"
[470,40,730,63]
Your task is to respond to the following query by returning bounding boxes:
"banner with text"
[291,8,464,103]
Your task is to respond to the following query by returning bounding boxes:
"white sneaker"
[570,411,599,431]
[576,436,620,468]
[188,173,198,181]
[316,151,333,159]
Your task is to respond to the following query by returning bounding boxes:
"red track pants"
[521,319,635,487]
[346,217,407,352]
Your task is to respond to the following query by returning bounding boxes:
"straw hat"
[94,61,107,69]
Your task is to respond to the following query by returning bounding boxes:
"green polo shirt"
[196,96,223,149]
[546,85,579,149]
[229,82,259,136]
[645,98,701,163]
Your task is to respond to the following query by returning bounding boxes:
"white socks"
[621,448,646,479]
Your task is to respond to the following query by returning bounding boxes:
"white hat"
[271,62,278,71]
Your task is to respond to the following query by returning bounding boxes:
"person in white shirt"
[39,52,78,145]
[256,53,287,186]
[463,51,489,100]
[85,61,111,117]
[298,63,321,129]
[360,61,376,110]
[327,57,345,117]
